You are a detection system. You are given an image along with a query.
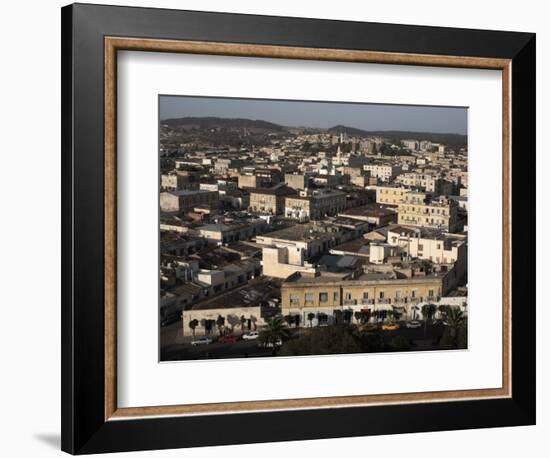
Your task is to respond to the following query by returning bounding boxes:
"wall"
[0,1,545,457]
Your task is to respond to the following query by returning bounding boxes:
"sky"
[160,95,467,135]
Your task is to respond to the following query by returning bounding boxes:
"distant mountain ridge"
[162,116,284,131]
[161,117,466,147]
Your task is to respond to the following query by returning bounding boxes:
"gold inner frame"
[104,37,512,421]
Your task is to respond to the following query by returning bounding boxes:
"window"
[305,292,313,303]
[418,244,424,251]
[428,289,435,297]
[319,292,328,302]
[411,289,417,298]
[379,291,385,299]
[395,290,402,299]
[362,292,369,299]
[344,292,352,301]
[290,294,299,305]
[333,292,339,302]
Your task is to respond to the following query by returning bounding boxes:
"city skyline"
[160,95,468,135]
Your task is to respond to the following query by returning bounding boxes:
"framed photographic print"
[61,3,536,454]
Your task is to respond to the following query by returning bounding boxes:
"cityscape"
[159,96,468,361]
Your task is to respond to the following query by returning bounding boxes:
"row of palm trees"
[187,314,251,338]
[186,305,467,344]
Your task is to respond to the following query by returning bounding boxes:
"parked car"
[405,320,422,329]
[360,323,379,332]
[258,338,282,348]
[218,334,238,344]
[242,331,259,340]
[190,336,213,346]
[382,323,400,331]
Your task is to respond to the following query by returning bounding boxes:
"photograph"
[159,96,469,361]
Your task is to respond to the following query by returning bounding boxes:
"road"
[160,319,449,361]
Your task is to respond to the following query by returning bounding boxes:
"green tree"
[283,314,294,328]
[258,316,291,353]
[189,319,199,339]
[307,312,316,328]
[216,314,225,336]
[354,311,363,325]
[421,303,437,322]
[440,306,467,349]
[240,315,247,333]
[446,306,466,337]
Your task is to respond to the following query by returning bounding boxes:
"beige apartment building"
[363,163,401,182]
[284,189,346,220]
[160,189,219,214]
[386,225,467,281]
[397,195,459,232]
[395,172,453,195]
[281,271,446,324]
[249,185,296,215]
[285,173,312,190]
[375,185,426,206]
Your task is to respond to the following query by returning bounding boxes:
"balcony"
[377,298,391,304]
[343,299,357,306]
[361,299,375,305]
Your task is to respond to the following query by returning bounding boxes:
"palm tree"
[307,312,315,328]
[354,311,363,325]
[446,306,466,337]
[240,315,247,334]
[421,303,437,322]
[421,303,436,337]
[258,316,291,351]
[216,314,225,336]
[189,319,199,339]
[283,314,293,328]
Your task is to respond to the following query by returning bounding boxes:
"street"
[160,319,449,361]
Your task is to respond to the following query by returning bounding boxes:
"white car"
[191,336,213,346]
[242,331,259,340]
[258,338,282,348]
[406,320,422,329]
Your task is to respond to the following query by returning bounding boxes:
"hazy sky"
[160,95,467,135]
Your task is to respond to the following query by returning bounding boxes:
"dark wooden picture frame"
[62,3,536,454]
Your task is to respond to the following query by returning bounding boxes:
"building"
[401,139,419,151]
[284,189,346,220]
[256,220,367,279]
[338,203,398,227]
[364,163,402,181]
[386,224,467,280]
[280,270,449,325]
[397,195,459,232]
[375,185,416,206]
[160,189,219,214]
[285,173,312,190]
[249,185,296,215]
[197,218,267,243]
[395,172,453,195]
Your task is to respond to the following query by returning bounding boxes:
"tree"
[354,311,363,325]
[421,303,437,322]
[258,316,291,353]
[438,304,450,320]
[307,312,316,328]
[216,314,225,336]
[333,309,343,325]
[446,306,466,338]
[283,314,293,328]
[189,319,199,339]
[439,306,467,349]
[240,315,247,333]
[293,314,301,328]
